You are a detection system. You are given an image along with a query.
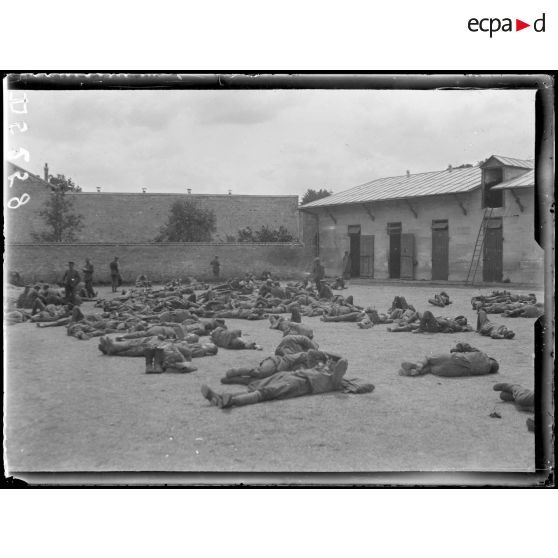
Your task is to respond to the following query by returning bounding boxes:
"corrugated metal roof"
[492,169,534,190]
[301,167,481,208]
[484,155,534,169]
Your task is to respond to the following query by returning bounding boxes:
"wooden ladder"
[465,207,493,285]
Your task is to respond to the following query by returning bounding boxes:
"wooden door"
[432,220,449,280]
[400,233,415,279]
[349,233,360,277]
[359,235,374,278]
[483,218,503,282]
[389,235,401,278]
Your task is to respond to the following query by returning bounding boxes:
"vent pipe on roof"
[96,186,101,193]
[187,188,192,194]
[142,187,147,193]
[228,189,232,195]
[44,163,49,182]
[406,170,410,178]
[447,164,453,172]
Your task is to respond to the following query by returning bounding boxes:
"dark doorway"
[400,233,415,279]
[483,218,503,282]
[483,167,504,208]
[388,222,402,279]
[348,224,361,277]
[359,235,374,278]
[432,220,449,280]
[349,234,360,277]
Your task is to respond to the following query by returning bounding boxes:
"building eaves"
[491,169,535,190]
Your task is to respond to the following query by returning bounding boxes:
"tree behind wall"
[32,189,84,242]
[154,199,217,242]
[301,188,332,205]
[236,225,295,242]
[48,174,82,192]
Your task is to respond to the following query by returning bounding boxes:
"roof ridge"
[345,166,475,191]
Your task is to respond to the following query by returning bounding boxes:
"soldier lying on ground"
[357,308,394,329]
[203,355,376,409]
[144,344,198,374]
[471,291,537,310]
[31,304,73,323]
[493,383,535,432]
[201,357,361,409]
[268,315,314,338]
[98,335,218,358]
[399,343,499,377]
[321,310,366,322]
[210,326,262,350]
[275,334,319,356]
[388,311,471,333]
[477,310,515,339]
[221,349,332,384]
[388,296,415,313]
[428,291,451,307]
[501,303,544,318]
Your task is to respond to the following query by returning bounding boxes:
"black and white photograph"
[3,74,554,485]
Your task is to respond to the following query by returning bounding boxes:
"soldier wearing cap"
[62,261,81,305]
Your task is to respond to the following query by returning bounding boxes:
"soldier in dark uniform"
[109,257,120,293]
[82,258,95,297]
[62,261,81,305]
[210,256,220,279]
[201,358,349,409]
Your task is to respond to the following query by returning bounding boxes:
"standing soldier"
[110,257,120,293]
[62,261,81,305]
[210,256,220,280]
[83,258,95,298]
[311,257,325,291]
[342,251,352,280]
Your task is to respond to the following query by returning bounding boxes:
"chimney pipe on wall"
[406,170,410,178]
[447,164,453,172]
[44,163,49,182]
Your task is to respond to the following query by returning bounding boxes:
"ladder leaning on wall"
[465,206,494,285]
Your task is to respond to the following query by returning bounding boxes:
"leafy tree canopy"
[236,225,295,243]
[48,174,82,192]
[32,190,84,242]
[154,199,217,242]
[301,188,332,205]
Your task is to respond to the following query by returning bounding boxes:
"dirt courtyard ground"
[5,283,542,474]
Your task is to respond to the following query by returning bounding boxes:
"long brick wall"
[6,163,301,244]
[6,242,314,284]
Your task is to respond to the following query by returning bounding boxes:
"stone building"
[300,155,543,285]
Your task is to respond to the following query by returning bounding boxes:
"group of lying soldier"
[4,276,539,429]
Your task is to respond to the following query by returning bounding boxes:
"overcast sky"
[9,88,535,197]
